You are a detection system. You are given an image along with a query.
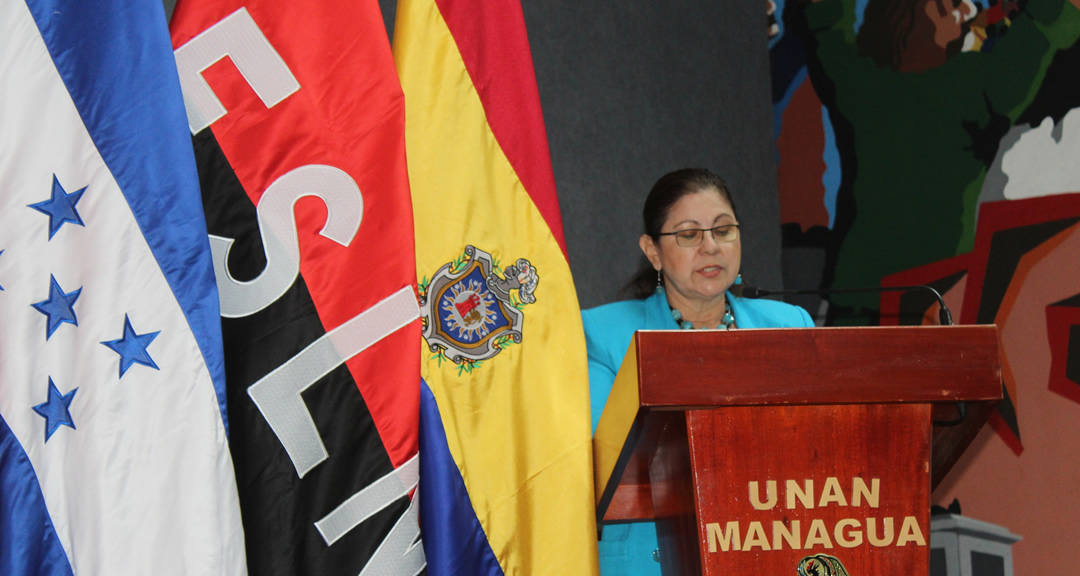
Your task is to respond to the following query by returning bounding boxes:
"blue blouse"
[581,290,813,575]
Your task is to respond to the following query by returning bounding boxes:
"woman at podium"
[582,168,813,575]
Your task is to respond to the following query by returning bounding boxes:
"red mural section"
[1047,296,1080,405]
[877,194,1080,574]
[776,79,829,232]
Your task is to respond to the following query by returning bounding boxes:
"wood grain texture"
[595,326,1001,574]
[634,326,1000,408]
[651,415,701,575]
[686,404,930,575]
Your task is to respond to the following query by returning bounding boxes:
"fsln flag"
[394,0,601,574]
[0,0,246,574]
[170,1,423,575]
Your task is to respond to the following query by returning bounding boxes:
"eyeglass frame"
[657,224,740,247]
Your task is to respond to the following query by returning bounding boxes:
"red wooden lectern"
[593,326,1001,575]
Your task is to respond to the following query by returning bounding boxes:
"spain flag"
[394,0,600,574]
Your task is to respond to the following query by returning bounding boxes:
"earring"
[656,270,663,288]
[735,274,743,286]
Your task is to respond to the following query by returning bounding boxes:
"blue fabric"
[581,291,813,575]
[24,0,228,432]
[419,380,505,576]
[0,416,73,576]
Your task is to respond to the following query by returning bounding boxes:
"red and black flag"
[170,1,423,574]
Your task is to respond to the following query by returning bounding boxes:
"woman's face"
[640,188,741,306]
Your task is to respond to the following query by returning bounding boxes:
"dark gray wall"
[520,2,781,308]
[184,0,781,310]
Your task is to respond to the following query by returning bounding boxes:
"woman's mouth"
[697,265,723,278]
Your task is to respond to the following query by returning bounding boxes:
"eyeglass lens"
[674,225,738,247]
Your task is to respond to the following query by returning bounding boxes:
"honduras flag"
[0,0,246,574]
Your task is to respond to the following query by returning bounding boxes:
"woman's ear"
[639,234,662,271]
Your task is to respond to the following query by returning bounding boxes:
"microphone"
[737,282,966,425]
[737,284,954,326]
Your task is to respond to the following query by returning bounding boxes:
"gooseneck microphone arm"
[738,283,967,426]
[738,284,954,326]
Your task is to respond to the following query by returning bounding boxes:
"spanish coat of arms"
[419,246,538,366]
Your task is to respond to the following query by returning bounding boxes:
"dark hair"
[857,0,954,71]
[857,0,921,69]
[619,168,737,300]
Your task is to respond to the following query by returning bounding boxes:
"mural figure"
[788,0,1080,322]
[771,1,1080,572]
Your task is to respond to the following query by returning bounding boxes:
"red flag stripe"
[433,0,568,258]
[170,0,419,467]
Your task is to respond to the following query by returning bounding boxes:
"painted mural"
[769,0,1080,571]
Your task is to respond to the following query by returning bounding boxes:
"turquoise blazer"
[581,290,813,576]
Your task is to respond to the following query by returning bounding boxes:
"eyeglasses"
[658,224,740,247]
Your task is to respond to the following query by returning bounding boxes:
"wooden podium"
[593,326,1001,575]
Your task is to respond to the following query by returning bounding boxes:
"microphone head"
[739,285,769,298]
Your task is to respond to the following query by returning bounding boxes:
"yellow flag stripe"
[395,0,599,573]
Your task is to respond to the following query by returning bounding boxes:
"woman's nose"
[700,230,722,252]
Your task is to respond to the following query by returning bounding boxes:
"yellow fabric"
[592,337,642,506]
[394,1,599,574]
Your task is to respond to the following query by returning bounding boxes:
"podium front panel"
[650,403,931,575]
[594,327,1000,575]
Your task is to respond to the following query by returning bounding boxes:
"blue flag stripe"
[23,0,228,430]
[0,415,73,576]
[419,380,505,576]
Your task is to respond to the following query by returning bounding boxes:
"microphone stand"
[737,284,954,327]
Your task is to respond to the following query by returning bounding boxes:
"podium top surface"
[632,325,1001,408]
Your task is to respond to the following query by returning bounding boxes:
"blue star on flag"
[29,175,87,240]
[33,377,78,442]
[102,314,160,378]
[32,275,81,340]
